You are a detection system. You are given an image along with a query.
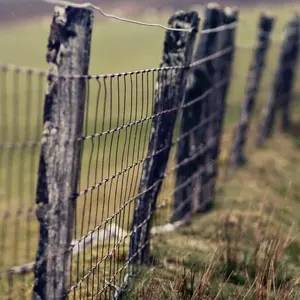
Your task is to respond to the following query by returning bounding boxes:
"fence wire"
[0,57,225,299]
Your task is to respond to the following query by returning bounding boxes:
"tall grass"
[126,210,300,299]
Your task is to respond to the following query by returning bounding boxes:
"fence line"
[1,3,300,300]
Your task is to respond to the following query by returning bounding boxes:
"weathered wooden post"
[171,3,221,222]
[208,6,239,207]
[128,11,199,265]
[231,13,275,167]
[32,6,93,300]
[257,14,300,146]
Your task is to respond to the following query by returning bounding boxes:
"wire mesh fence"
[66,69,232,299]
[0,2,299,300]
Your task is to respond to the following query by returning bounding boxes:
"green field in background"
[1,4,300,299]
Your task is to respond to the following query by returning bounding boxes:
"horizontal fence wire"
[0,28,294,300]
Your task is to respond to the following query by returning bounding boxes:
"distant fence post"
[206,7,239,210]
[231,13,275,167]
[280,15,300,132]
[171,3,221,222]
[257,14,300,146]
[32,7,93,300]
[128,11,199,265]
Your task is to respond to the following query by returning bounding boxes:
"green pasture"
[1,4,300,299]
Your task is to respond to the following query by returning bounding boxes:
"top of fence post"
[194,3,221,66]
[32,5,93,300]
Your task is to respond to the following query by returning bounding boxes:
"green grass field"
[1,3,300,299]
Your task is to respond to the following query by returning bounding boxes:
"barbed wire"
[43,0,194,32]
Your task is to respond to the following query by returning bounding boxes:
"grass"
[122,113,300,299]
[1,3,300,299]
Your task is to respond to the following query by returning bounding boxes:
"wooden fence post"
[280,15,300,132]
[32,7,93,300]
[171,3,221,222]
[257,14,300,146]
[128,11,199,265]
[207,7,239,209]
[231,13,275,167]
